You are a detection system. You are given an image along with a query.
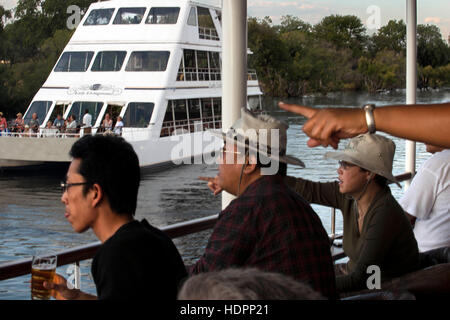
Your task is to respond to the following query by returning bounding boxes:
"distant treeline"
[1,1,449,118]
[248,15,450,97]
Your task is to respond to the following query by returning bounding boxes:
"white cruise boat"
[0,0,262,170]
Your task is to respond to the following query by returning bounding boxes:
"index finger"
[278,102,317,119]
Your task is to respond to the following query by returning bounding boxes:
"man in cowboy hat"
[285,133,419,293]
[193,109,337,299]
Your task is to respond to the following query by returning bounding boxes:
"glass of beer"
[31,252,57,300]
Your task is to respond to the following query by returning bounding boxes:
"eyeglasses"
[338,161,356,170]
[60,181,88,193]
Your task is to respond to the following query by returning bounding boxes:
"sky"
[1,0,449,39]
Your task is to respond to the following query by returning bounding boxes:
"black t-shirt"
[91,219,187,300]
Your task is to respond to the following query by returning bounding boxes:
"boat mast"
[221,0,247,208]
[405,0,417,189]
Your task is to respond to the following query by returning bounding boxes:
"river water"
[1,89,449,299]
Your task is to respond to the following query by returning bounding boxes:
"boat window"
[24,101,52,126]
[49,103,70,123]
[201,98,214,130]
[113,7,146,24]
[197,7,219,40]
[209,51,221,80]
[123,102,154,127]
[188,99,202,132]
[197,51,209,81]
[183,50,197,81]
[187,7,197,26]
[68,102,103,126]
[125,51,170,71]
[173,100,188,122]
[54,51,94,72]
[177,50,221,82]
[84,8,115,25]
[146,7,180,24]
[91,51,127,72]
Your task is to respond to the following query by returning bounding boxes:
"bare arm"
[278,102,450,149]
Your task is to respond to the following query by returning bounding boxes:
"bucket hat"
[325,133,400,187]
[211,108,304,167]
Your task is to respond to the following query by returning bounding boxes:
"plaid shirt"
[190,175,337,299]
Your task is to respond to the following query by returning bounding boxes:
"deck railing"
[0,172,412,282]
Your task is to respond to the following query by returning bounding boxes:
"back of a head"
[178,268,325,300]
[69,135,140,215]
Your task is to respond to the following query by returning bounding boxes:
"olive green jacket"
[285,176,419,293]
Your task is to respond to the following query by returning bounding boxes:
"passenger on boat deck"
[103,113,113,131]
[400,144,450,252]
[284,133,419,294]
[278,102,450,149]
[28,112,40,134]
[194,108,337,299]
[82,109,92,128]
[0,112,8,133]
[13,113,24,133]
[66,114,77,134]
[114,116,124,135]
[82,109,92,135]
[43,135,187,300]
[178,268,325,300]
[53,114,64,129]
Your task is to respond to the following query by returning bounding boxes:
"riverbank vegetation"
[0,1,449,117]
[249,15,450,96]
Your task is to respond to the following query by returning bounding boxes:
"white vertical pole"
[222,0,247,209]
[405,0,417,189]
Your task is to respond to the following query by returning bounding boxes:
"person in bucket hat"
[194,109,337,299]
[285,133,419,294]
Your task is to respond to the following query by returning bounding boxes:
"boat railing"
[198,26,220,41]
[0,172,413,283]
[160,116,222,137]
[0,126,154,140]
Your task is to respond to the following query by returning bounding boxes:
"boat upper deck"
[70,0,222,46]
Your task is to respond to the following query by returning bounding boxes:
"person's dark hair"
[69,135,140,215]
[178,268,325,300]
[84,109,89,114]
[373,174,388,187]
[358,167,388,187]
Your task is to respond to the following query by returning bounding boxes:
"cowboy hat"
[211,108,304,167]
[325,133,400,187]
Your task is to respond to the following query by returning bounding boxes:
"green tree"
[417,24,450,68]
[358,50,405,92]
[313,14,367,57]
[277,15,311,34]
[0,6,12,61]
[371,20,406,54]
[248,17,289,96]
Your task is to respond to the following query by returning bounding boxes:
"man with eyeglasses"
[284,133,419,294]
[195,109,337,299]
[44,135,187,300]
